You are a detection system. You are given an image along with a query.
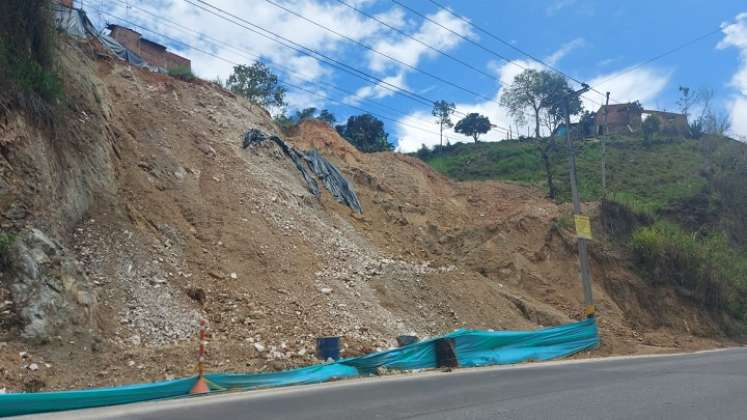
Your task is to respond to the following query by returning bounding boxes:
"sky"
[83,0,747,151]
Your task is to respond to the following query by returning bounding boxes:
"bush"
[0,0,62,102]
[631,221,747,319]
[168,66,195,82]
[0,233,15,268]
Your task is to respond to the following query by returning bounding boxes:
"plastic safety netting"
[0,319,598,417]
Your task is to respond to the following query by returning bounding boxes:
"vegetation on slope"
[417,133,747,326]
[0,0,62,104]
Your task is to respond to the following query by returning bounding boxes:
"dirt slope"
[0,39,729,392]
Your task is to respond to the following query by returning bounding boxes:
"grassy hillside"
[417,133,747,327]
[419,135,710,214]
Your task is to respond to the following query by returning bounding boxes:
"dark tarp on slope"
[53,4,164,73]
[304,149,363,214]
[242,129,363,213]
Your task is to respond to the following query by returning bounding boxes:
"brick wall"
[109,26,191,73]
[137,40,168,69]
[643,111,689,135]
[110,26,141,54]
[164,52,191,71]
[594,105,643,134]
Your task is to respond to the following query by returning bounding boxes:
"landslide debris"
[0,39,730,391]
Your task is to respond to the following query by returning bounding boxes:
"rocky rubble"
[2,228,96,341]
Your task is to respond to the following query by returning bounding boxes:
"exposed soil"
[0,39,732,392]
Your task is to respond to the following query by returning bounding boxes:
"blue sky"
[86,0,747,150]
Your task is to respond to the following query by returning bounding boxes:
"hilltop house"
[106,24,191,73]
[594,102,688,136]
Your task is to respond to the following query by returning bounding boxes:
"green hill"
[416,133,747,328]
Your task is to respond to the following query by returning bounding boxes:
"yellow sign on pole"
[574,214,592,240]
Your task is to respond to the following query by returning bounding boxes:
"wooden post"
[564,92,595,318]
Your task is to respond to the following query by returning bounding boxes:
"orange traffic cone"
[190,376,209,394]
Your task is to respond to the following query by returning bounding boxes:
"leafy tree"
[335,114,394,153]
[454,113,491,143]
[432,100,456,146]
[642,115,660,145]
[318,109,336,125]
[294,107,317,121]
[273,113,295,133]
[500,69,582,199]
[226,61,286,108]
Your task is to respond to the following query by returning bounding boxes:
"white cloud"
[546,0,577,16]
[367,9,474,73]
[347,8,474,104]
[345,72,408,104]
[585,67,672,111]
[545,38,586,66]
[718,12,747,139]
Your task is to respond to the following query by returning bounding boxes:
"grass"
[631,221,747,321]
[168,66,196,82]
[419,134,709,214]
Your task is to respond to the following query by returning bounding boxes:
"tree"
[335,114,394,153]
[294,107,317,121]
[500,69,582,199]
[677,86,698,119]
[500,69,581,139]
[454,113,491,143]
[226,61,286,108]
[690,88,731,137]
[273,113,295,133]
[432,100,456,146]
[642,115,660,145]
[318,109,336,125]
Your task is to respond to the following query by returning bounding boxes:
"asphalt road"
[34,348,747,420]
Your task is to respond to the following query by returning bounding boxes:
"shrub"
[642,115,660,145]
[168,66,196,82]
[0,0,63,102]
[631,221,747,319]
[0,233,15,268]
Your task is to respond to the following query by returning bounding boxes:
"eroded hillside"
[0,40,730,391]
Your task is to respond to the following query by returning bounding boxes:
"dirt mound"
[0,39,730,391]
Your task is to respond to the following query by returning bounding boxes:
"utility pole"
[601,92,610,197]
[564,84,595,318]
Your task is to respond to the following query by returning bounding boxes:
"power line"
[330,0,545,126]
[592,27,724,88]
[182,0,477,122]
[390,0,604,108]
[260,0,506,109]
[424,0,607,100]
[105,0,453,136]
[331,0,502,84]
[179,0,511,132]
[94,7,501,143]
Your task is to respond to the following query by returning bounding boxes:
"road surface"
[32,347,747,420]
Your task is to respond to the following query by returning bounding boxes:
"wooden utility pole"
[602,92,610,197]
[564,84,595,318]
